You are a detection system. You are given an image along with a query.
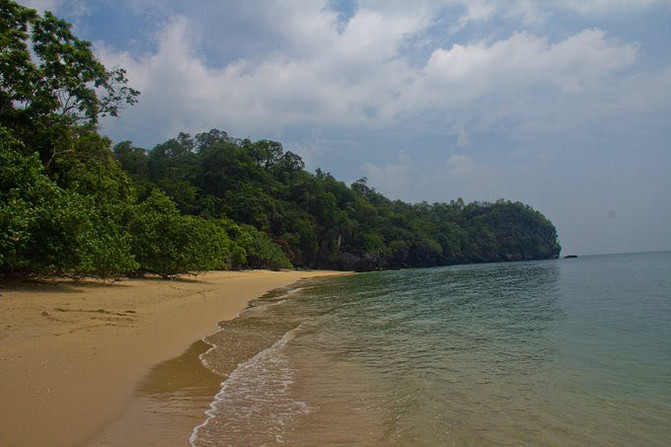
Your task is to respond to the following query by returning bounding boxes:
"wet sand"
[0,270,344,447]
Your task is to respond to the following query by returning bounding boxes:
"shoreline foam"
[0,270,346,447]
[190,323,307,446]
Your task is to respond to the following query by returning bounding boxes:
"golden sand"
[0,270,344,447]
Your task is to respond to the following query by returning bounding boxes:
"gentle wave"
[190,325,310,446]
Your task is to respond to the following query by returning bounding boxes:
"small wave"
[190,325,311,446]
[197,288,300,375]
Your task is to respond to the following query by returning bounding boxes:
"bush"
[1,128,137,277]
[222,220,292,270]
[128,189,232,277]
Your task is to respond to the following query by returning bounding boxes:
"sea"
[190,251,671,446]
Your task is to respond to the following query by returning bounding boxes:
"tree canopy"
[0,2,138,126]
[114,129,561,271]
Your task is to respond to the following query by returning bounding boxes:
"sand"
[0,270,344,447]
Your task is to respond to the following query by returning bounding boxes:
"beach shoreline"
[0,270,345,447]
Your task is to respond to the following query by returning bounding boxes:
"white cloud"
[410,29,637,104]
[357,0,666,21]
[453,0,497,30]
[98,2,644,149]
[362,150,529,204]
[386,27,644,146]
[98,2,435,142]
[445,0,671,31]
[445,153,479,179]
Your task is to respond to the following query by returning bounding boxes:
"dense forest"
[0,2,560,278]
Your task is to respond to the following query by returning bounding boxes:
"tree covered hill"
[114,129,561,271]
[0,1,560,278]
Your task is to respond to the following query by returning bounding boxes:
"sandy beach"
[0,270,343,447]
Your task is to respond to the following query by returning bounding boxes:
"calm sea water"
[191,251,671,446]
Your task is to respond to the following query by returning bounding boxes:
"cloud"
[454,0,671,23]
[453,1,497,30]
[556,0,669,13]
[360,148,529,205]
[97,2,434,143]
[97,0,645,152]
[386,27,646,151]
[408,29,637,105]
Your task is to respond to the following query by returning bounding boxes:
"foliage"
[221,220,293,271]
[0,127,137,276]
[127,190,231,277]
[116,128,561,271]
[0,1,139,127]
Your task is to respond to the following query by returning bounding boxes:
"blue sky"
[23,0,671,255]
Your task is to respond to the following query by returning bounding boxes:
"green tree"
[108,129,561,272]
[128,190,232,277]
[223,221,292,270]
[0,2,139,129]
[0,127,137,276]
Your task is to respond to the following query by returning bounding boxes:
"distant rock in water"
[564,255,578,259]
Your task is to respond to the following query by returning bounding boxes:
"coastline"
[0,270,345,447]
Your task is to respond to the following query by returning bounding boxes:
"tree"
[0,1,139,168]
[128,190,231,277]
[0,1,138,125]
[0,127,137,277]
[113,141,152,198]
[222,221,292,270]
[246,139,283,169]
[0,2,143,278]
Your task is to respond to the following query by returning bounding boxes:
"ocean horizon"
[191,251,671,446]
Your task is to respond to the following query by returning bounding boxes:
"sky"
[22,0,671,256]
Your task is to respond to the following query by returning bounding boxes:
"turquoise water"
[192,251,671,446]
